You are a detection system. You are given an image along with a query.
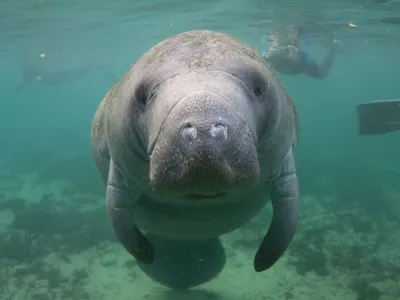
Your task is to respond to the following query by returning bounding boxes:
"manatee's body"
[91,30,300,290]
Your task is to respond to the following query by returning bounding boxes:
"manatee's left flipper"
[107,161,154,264]
[254,148,300,272]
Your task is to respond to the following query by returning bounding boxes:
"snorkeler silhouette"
[262,23,337,79]
[13,58,118,92]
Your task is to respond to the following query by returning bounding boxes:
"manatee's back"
[128,30,269,86]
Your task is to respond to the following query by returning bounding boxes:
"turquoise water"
[1,0,400,299]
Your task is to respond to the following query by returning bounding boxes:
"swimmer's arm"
[303,48,336,79]
[303,60,327,79]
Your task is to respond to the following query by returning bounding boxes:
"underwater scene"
[1,0,400,299]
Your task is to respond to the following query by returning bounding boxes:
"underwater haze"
[1,0,400,299]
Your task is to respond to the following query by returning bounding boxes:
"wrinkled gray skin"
[91,30,300,290]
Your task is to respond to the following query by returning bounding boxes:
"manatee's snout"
[149,90,259,197]
[181,121,228,146]
[179,119,230,164]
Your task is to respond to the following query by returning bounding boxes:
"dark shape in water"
[356,99,400,135]
[381,16,400,24]
[13,58,118,92]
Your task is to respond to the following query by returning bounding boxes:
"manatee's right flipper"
[254,148,300,272]
[356,99,400,135]
[106,161,154,264]
[137,234,226,290]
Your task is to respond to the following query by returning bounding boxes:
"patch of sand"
[0,171,399,299]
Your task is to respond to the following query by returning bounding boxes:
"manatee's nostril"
[182,123,197,141]
[210,123,228,141]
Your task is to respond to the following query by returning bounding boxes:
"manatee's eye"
[228,66,267,100]
[254,87,262,97]
[248,72,267,99]
[135,83,148,107]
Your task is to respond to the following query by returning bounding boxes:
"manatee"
[91,30,300,290]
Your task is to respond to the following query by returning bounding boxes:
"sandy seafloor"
[0,165,399,300]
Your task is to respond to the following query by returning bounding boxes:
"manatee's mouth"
[184,192,227,200]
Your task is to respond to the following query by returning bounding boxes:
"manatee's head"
[124,31,281,199]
